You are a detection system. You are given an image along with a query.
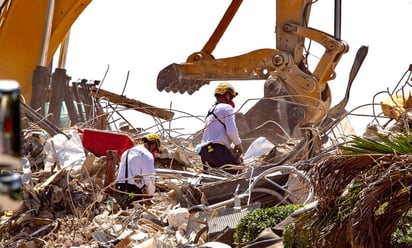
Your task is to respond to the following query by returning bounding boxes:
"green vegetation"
[390,209,412,247]
[340,130,412,154]
[233,204,302,247]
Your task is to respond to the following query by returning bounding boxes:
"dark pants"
[112,183,143,209]
[200,143,241,169]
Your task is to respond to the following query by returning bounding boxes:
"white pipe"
[58,30,70,69]
[39,0,55,67]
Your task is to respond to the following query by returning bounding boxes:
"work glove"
[233,144,243,157]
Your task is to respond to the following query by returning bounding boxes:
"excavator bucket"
[157,0,350,151]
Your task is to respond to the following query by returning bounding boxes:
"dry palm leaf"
[349,160,412,248]
[288,131,412,247]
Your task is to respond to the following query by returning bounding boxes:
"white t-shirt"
[116,145,156,194]
[200,102,242,149]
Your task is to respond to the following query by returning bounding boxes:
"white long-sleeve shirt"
[116,145,156,194]
[200,102,242,149]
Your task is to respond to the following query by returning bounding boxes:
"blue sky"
[64,0,412,136]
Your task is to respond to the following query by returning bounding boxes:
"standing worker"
[113,133,161,209]
[199,83,243,172]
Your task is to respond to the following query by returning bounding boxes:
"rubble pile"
[1,114,324,248]
[0,125,281,247]
[2,85,315,247]
[2,119,412,247]
[1,130,203,247]
[3,76,412,247]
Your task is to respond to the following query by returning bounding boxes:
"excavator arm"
[157,0,349,141]
[0,0,92,103]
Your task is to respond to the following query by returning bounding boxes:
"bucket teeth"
[157,63,210,95]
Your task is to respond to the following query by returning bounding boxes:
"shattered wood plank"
[48,68,67,126]
[34,169,65,193]
[96,111,108,130]
[71,82,85,122]
[104,150,117,194]
[89,87,175,121]
[64,88,81,126]
[78,80,93,120]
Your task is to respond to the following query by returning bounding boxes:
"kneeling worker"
[199,83,243,172]
[113,133,161,209]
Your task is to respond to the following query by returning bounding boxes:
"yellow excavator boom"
[0,0,91,103]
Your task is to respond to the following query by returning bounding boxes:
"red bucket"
[79,129,134,159]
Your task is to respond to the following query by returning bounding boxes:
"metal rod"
[334,0,342,40]
[20,101,69,139]
[39,0,55,66]
[58,30,71,69]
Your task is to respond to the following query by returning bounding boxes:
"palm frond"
[340,131,412,155]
